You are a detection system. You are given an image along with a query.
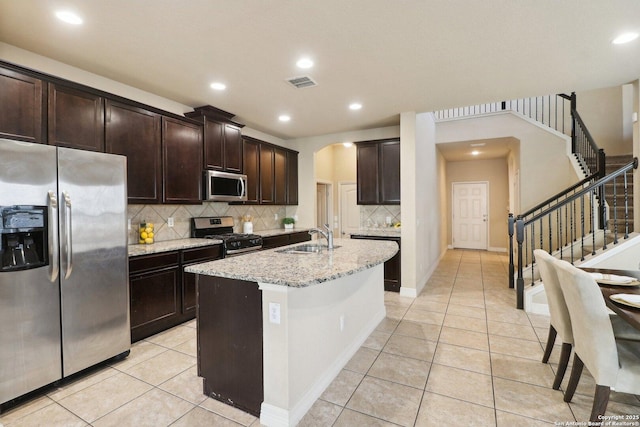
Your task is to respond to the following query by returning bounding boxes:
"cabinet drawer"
[182,245,222,263]
[288,231,311,245]
[262,235,289,249]
[129,251,180,274]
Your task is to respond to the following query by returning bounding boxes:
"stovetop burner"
[191,216,263,256]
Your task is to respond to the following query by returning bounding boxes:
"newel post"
[516,217,525,310]
[508,214,515,289]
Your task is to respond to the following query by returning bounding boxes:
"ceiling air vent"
[286,76,317,89]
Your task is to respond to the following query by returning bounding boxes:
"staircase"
[604,154,635,233]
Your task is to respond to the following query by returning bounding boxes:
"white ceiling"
[1,0,639,140]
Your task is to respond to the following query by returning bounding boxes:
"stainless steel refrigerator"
[0,138,130,406]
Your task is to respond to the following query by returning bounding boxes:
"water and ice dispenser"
[0,206,48,271]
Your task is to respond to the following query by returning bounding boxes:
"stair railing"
[434,94,573,136]
[509,159,637,309]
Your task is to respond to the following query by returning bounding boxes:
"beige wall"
[577,86,629,156]
[287,126,400,229]
[436,112,578,213]
[445,158,509,250]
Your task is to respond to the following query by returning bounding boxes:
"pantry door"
[452,182,488,250]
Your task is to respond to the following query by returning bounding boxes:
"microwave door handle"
[239,176,246,197]
[47,190,59,282]
[62,191,73,279]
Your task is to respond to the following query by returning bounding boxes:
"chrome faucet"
[309,224,334,249]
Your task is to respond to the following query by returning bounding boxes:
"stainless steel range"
[191,216,262,256]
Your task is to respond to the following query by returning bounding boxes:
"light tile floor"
[2,249,639,426]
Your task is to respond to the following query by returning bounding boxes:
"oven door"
[205,171,248,202]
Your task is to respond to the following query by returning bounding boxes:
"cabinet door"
[130,266,180,342]
[274,147,287,205]
[198,276,263,416]
[105,100,162,204]
[379,140,401,204]
[0,67,45,143]
[48,84,104,151]
[243,139,260,204]
[286,151,298,205]
[356,143,380,204]
[224,124,243,173]
[259,144,275,204]
[162,117,203,204]
[203,119,224,170]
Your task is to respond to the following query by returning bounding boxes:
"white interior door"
[452,182,488,250]
[339,183,360,237]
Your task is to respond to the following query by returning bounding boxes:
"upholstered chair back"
[534,249,573,343]
[554,259,619,386]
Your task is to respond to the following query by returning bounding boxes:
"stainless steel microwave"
[204,170,248,202]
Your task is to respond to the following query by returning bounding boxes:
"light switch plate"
[269,302,281,324]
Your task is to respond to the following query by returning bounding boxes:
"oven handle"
[225,245,263,257]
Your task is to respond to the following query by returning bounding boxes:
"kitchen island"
[185,237,398,427]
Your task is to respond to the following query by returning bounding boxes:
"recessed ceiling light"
[296,58,314,69]
[279,115,291,122]
[343,142,353,148]
[55,10,83,25]
[471,150,480,156]
[612,32,639,44]
[210,82,226,91]
[349,103,362,110]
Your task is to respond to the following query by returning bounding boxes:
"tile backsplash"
[128,203,288,244]
[361,205,401,229]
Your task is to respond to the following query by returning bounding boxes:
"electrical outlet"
[167,217,174,227]
[127,219,131,230]
[269,302,281,324]
[274,213,279,221]
[339,314,345,331]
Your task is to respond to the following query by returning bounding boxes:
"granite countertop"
[258,228,311,237]
[350,228,401,238]
[128,238,222,257]
[184,238,398,288]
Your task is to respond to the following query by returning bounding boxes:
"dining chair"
[534,249,574,389]
[554,259,640,422]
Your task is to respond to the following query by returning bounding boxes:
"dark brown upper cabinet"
[162,117,203,204]
[274,147,287,205]
[238,137,298,206]
[105,100,162,204]
[286,150,298,205]
[0,67,46,143]
[243,138,260,204]
[48,83,105,151]
[185,105,244,173]
[259,143,275,204]
[356,139,400,205]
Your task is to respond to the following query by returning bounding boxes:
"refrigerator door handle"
[48,190,59,282]
[62,191,73,279]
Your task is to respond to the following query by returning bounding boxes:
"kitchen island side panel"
[197,275,263,416]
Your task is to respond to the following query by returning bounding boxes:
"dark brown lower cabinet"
[261,230,311,250]
[129,245,222,342]
[350,235,401,292]
[197,276,263,416]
